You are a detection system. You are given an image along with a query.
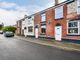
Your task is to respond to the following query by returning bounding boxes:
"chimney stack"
[55,0,58,5]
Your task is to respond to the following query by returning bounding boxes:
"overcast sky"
[0,0,66,26]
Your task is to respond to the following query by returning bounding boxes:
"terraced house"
[16,0,80,42]
[23,15,35,37]
[16,20,22,35]
[34,0,80,42]
[66,0,80,41]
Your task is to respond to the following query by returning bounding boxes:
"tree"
[0,25,3,30]
[2,26,16,33]
[0,23,4,30]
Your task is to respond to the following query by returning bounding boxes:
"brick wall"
[16,20,22,35]
[34,1,80,40]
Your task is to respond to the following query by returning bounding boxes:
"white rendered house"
[24,15,34,37]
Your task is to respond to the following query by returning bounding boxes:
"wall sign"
[77,0,80,14]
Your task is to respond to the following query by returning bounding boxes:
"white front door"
[35,28,38,38]
[55,26,62,41]
[24,29,27,37]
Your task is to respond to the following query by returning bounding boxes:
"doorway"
[55,24,62,41]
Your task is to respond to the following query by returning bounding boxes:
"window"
[28,26,33,32]
[55,6,63,19]
[67,21,80,35]
[41,28,46,34]
[41,13,46,22]
[41,25,46,34]
[28,20,31,25]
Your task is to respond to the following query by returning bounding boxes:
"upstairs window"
[27,16,33,25]
[55,6,63,19]
[41,13,46,22]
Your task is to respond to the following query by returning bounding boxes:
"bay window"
[67,20,80,35]
[55,6,63,19]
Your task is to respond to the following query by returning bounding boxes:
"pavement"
[0,35,80,60]
[15,36,80,52]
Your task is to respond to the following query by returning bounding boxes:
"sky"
[0,0,66,26]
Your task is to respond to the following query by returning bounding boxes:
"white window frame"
[41,25,46,28]
[27,16,34,25]
[41,13,46,22]
[55,6,63,19]
[28,26,33,33]
[67,20,80,35]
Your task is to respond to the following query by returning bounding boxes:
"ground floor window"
[67,20,80,35]
[41,28,46,34]
[28,26,33,32]
[41,25,46,34]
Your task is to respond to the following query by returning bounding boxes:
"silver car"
[4,31,14,37]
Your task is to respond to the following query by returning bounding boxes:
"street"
[0,35,80,60]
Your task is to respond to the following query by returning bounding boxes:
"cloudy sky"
[0,0,65,26]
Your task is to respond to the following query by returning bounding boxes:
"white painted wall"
[24,16,34,37]
[27,16,34,36]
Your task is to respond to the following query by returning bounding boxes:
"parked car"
[0,30,3,34]
[4,31,14,37]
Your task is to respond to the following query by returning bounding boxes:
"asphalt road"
[0,35,80,60]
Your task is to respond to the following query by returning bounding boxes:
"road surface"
[0,35,80,60]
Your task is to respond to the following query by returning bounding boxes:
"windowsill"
[66,34,80,36]
[40,21,46,23]
[28,32,33,33]
[55,18,64,20]
[40,33,46,35]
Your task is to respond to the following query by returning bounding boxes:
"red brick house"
[16,20,22,35]
[34,0,80,42]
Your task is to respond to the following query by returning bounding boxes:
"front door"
[35,28,38,38]
[55,26,62,41]
[24,29,27,37]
